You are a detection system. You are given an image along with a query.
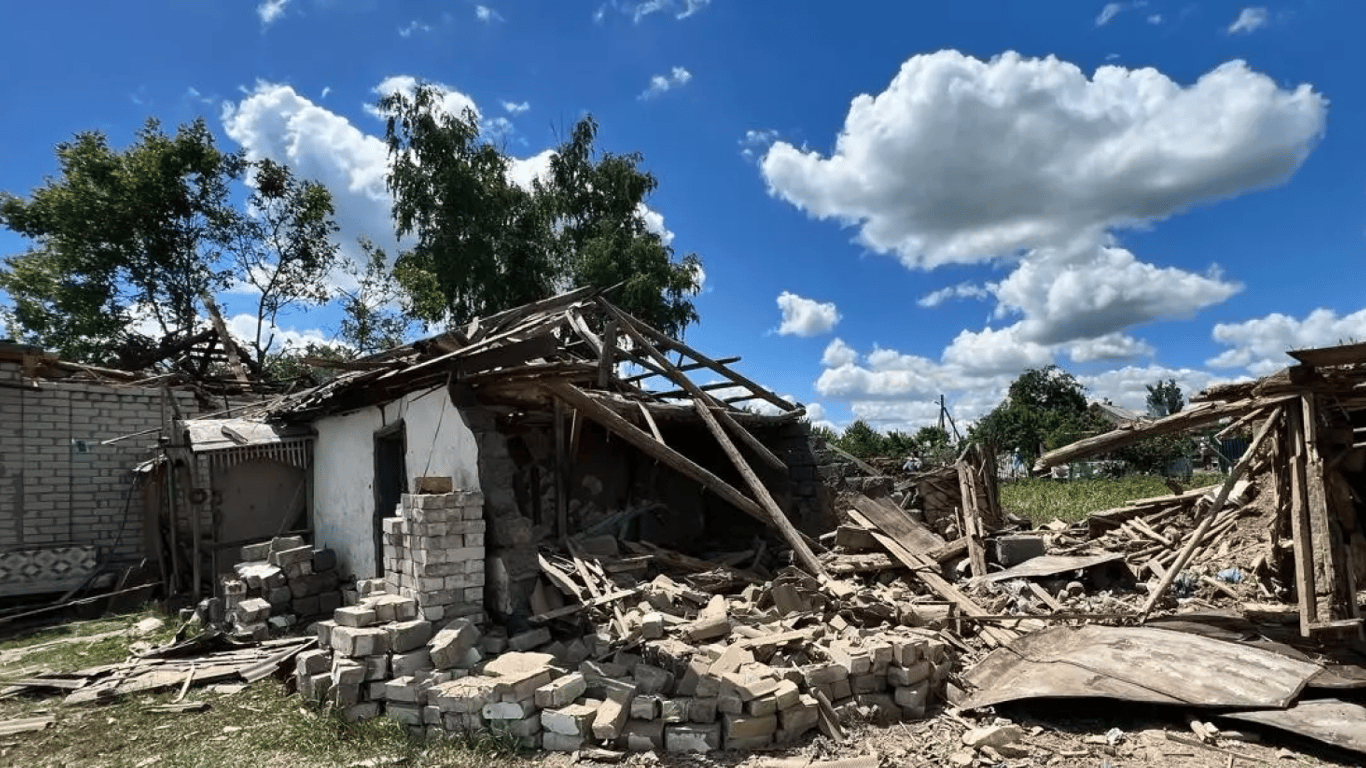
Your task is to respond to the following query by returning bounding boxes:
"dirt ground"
[2,612,1361,768]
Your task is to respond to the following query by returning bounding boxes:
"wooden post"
[692,400,828,579]
[598,319,617,389]
[956,457,988,579]
[1139,406,1282,619]
[554,398,568,543]
[1287,403,1318,636]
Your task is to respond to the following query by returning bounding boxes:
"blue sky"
[1,1,1363,432]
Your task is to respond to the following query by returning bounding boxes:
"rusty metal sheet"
[978,552,1125,583]
[960,624,1321,710]
[1222,699,1366,755]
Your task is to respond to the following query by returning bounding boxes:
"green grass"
[999,472,1226,524]
[0,604,180,674]
[0,610,536,768]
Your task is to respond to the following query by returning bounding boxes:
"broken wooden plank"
[1139,406,1282,618]
[844,504,1016,647]
[961,624,1321,710]
[528,587,643,624]
[0,715,53,736]
[713,405,787,473]
[541,381,778,535]
[978,552,1125,583]
[598,318,617,389]
[846,495,946,554]
[957,457,988,579]
[1036,395,1295,471]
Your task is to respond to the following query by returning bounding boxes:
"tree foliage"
[1145,378,1185,418]
[970,365,1102,467]
[381,84,701,337]
[0,118,340,367]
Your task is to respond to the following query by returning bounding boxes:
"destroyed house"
[209,287,832,623]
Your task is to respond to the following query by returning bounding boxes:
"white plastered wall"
[311,386,480,580]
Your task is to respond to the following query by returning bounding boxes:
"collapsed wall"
[281,486,955,754]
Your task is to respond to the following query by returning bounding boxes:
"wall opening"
[373,421,407,572]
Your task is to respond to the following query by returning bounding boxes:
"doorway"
[373,422,407,575]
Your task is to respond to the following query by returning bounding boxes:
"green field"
[998,472,1226,524]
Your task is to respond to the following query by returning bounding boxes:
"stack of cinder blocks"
[300,578,951,754]
[381,491,486,623]
[220,535,343,638]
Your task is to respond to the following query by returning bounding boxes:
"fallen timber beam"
[844,505,1017,647]
[599,297,798,414]
[623,357,741,383]
[1035,395,1296,471]
[541,381,823,564]
[591,302,826,579]
[1138,405,1283,619]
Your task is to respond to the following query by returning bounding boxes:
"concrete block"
[888,660,932,687]
[269,544,313,568]
[329,681,361,707]
[623,719,665,751]
[507,627,551,652]
[851,672,888,695]
[333,606,377,628]
[295,648,329,675]
[332,658,365,686]
[665,722,721,753]
[270,535,306,552]
[368,680,388,700]
[541,732,584,752]
[894,681,930,715]
[385,676,422,704]
[315,619,336,649]
[432,676,501,714]
[591,682,636,740]
[689,697,717,723]
[331,626,390,658]
[344,702,379,722]
[534,672,586,709]
[429,618,480,669]
[630,694,661,720]
[234,597,271,624]
[362,654,389,681]
[776,694,819,743]
[722,713,776,749]
[482,700,537,720]
[541,702,596,736]
[992,535,1046,567]
[391,648,433,678]
[318,590,343,616]
[746,694,778,717]
[717,692,744,715]
[632,663,674,695]
[293,594,321,617]
[240,541,272,561]
[722,664,780,701]
[386,619,434,653]
[387,702,424,725]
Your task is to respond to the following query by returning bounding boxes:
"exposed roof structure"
[261,286,806,427]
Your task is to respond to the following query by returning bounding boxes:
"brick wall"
[0,360,200,563]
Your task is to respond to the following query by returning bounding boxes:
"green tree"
[0,119,341,367]
[0,119,240,363]
[380,83,701,337]
[1145,378,1185,418]
[834,419,887,459]
[970,365,1100,467]
[230,158,341,366]
[336,237,416,356]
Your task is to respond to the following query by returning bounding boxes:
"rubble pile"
[296,497,955,754]
[217,536,344,639]
[381,489,487,624]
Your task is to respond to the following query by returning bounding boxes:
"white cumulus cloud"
[1066,333,1155,363]
[776,292,841,337]
[502,100,530,115]
[1208,308,1366,375]
[821,338,858,368]
[257,0,289,27]
[761,51,1324,269]
[1228,7,1268,35]
[918,281,993,308]
[640,67,693,100]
